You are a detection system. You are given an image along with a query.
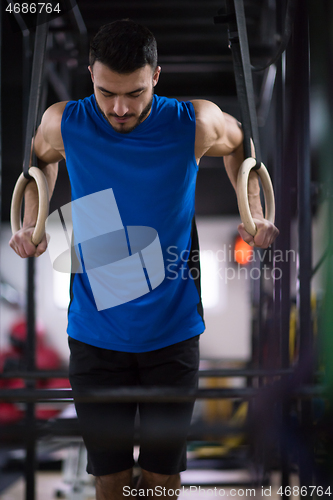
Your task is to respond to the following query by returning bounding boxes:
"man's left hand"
[238,218,279,249]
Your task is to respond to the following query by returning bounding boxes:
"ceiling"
[2,0,278,222]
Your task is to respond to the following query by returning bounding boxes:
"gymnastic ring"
[10,167,49,246]
[236,157,275,237]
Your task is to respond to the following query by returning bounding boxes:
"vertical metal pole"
[273,10,283,364]
[273,0,292,495]
[296,0,312,361]
[294,0,313,489]
[25,259,36,500]
[23,31,36,500]
[276,9,292,378]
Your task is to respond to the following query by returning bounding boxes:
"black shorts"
[68,335,200,477]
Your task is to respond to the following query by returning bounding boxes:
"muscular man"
[9,20,278,500]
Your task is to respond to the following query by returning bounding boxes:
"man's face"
[89,62,161,134]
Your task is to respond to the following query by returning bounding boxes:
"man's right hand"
[9,102,66,260]
[9,226,48,258]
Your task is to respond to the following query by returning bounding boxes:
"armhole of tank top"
[185,100,199,171]
[60,101,73,157]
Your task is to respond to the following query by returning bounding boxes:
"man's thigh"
[68,337,138,476]
[137,335,200,475]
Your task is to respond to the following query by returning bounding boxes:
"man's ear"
[153,66,161,87]
[88,65,94,82]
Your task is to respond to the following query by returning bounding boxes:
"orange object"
[234,235,253,265]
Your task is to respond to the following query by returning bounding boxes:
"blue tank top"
[61,93,205,352]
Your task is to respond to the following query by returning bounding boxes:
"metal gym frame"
[0,1,330,499]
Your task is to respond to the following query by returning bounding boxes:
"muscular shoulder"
[40,101,68,151]
[191,99,243,159]
[191,100,225,157]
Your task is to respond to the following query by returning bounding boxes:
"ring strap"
[23,13,49,179]
[215,0,261,163]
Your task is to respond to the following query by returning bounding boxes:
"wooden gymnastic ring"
[10,167,49,246]
[236,157,275,237]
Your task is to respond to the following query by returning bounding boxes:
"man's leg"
[95,469,180,500]
[95,469,133,500]
[137,470,181,499]
[68,338,138,497]
[137,336,200,498]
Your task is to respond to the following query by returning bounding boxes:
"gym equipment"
[236,158,275,236]
[215,0,276,236]
[10,17,49,245]
[11,167,49,246]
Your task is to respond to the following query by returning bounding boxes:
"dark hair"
[89,20,158,73]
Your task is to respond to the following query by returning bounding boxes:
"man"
[9,19,278,500]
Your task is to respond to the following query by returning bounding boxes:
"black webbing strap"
[23,13,49,179]
[215,0,261,167]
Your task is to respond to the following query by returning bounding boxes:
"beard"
[95,91,154,134]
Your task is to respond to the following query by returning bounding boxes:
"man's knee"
[96,468,133,489]
[141,469,180,487]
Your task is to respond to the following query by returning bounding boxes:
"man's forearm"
[23,160,58,227]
